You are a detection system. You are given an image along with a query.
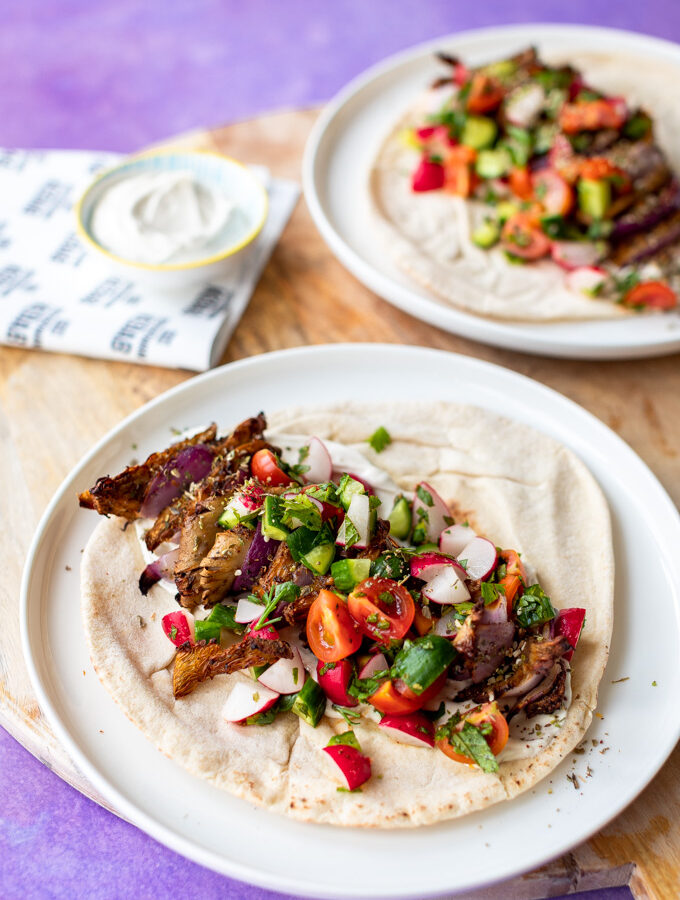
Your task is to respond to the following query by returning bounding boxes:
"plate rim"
[20,343,680,898]
[302,22,680,360]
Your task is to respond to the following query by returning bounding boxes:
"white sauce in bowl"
[91,170,237,264]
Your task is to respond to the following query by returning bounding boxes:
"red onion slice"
[140,445,213,518]
[139,547,179,595]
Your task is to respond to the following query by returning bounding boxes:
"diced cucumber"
[302,542,336,575]
[414,542,438,554]
[471,219,501,249]
[327,731,362,751]
[286,526,318,562]
[578,178,611,220]
[338,474,366,511]
[278,693,298,713]
[262,495,289,541]
[391,635,457,694]
[461,115,497,150]
[496,200,520,223]
[480,59,517,80]
[207,604,244,633]
[194,619,222,642]
[533,123,558,155]
[250,663,269,680]
[388,496,412,540]
[291,678,326,727]
[475,148,512,179]
[331,558,371,592]
[501,125,532,166]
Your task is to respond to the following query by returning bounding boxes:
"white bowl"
[76,150,268,289]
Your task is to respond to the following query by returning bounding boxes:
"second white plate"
[303,23,680,359]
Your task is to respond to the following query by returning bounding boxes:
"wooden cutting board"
[1,107,679,900]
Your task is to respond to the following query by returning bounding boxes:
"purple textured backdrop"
[4,1,674,897]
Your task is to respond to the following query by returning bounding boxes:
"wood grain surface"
[1,108,678,898]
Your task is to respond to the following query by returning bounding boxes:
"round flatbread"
[81,401,614,826]
[370,50,680,322]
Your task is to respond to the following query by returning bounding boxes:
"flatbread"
[370,50,680,322]
[81,401,614,826]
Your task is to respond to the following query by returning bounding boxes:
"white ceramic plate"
[22,345,680,898]
[303,24,680,359]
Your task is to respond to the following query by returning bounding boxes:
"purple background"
[3,1,673,897]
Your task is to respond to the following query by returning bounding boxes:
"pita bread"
[81,402,613,826]
[370,50,680,322]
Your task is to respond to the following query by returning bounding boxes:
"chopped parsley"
[416,485,434,507]
[367,426,392,453]
[515,584,556,628]
[251,580,300,630]
[347,670,390,703]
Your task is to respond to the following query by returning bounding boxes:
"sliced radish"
[433,610,460,638]
[139,547,179,595]
[358,652,388,679]
[247,620,280,640]
[552,607,586,661]
[505,82,545,128]
[551,240,606,271]
[565,266,608,296]
[336,492,370,549]
[303,437,333,484]
[379,713,435,748]
[259,646,305,694]
[422,567,470,605]
[410,551,465,582]
[457,537,497,581]
[323,744,372,790]
[317,658,357,707]
[223,682,280,723]
[412,482,452,543]
[161,610,195,647]
[221,486,265,526]
[235,597,265,624]
[439,524,476,558]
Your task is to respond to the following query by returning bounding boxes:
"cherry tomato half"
[251,449,293,487]
[436,702,509,765]
[509,166,533,200]
[532,169,574,217]
[501,213,552,261]
[497,549,527,612]
[306,590,362,663]
[466,73,504,114]
[621,281,678,310]
[579,157,630,192]
[348,577,415,643]
[368,673,447,716]
[559,98,626,134]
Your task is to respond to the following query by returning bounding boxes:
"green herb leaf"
[515,584,556,628]
[437,718,499,773]
[327,730,362,752]
[416,485,434,507]
[367,426,392,453]
[347,670,390,703]
[332,704,362,726]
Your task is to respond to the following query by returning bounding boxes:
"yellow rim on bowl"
[74,148,270,271]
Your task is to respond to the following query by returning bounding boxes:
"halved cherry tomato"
[306,590,362,663]
[559,98,627,133]
[509,166,533,200]
[501,212,552,260]
[368,672,447,716]
[251,449,293,487]
[443,145,478,197]
[497,549,527,612]
[621,281,678,310]
[348,577,415,643]
[466,73,504,114]
[579,157,630,192]
[532,169,574,217]
[436,701,509,765]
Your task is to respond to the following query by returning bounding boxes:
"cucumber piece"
[471,219,501,249]
[327,731,362,751]
[391,635,457,695]
[194,619,221,642]
[262,495,289,541]
[388,495,412,540]
[302,542,335,575]
[496,200,520,223]
[461,115,497,150]
[278,692,298,713]
[480,59,517,81]
[207,604,244,633]
[249,663,269,680]
[533,122,558,155]
[414,542,438,554]
[500,125,532,166]
[291,678,326,727]
[337,474,366,511]
[578,178,611,220]
[476,149,512,179]
[331,558,371,592]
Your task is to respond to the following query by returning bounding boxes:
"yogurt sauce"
[91,170,237,265]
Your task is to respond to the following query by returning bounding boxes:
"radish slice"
[358,652,388,679]
[565,266,607,296]
[422,567,470,605]
[412,482,452,543]
[551,240,606,271]
[223,682,280,723]
[161,610,195,646]
[410,551,460,582]
[235,597,265,624]
[379,713,435,748]
[433,610,460,638]
[323,744,372,790]
[336,492,370,548]
[317,658,357,706]
[457,537,497,581]
[505,82,545,128]
[259,646,305,694]
[247,620,280,640]
[552,607,586,661]
[139,547,179,595]
[439,524,476,558]
[303,437,333,484]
